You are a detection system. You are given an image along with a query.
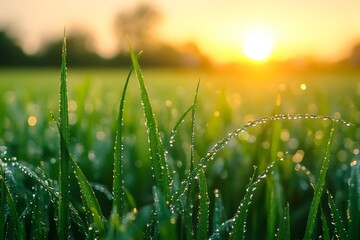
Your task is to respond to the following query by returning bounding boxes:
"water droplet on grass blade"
[0,146,7,157]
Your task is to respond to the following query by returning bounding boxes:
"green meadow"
[0,40,359,239]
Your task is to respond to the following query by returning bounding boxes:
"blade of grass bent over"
[171,114,346,213]
[58,31,70,240]
[128,42,172,203]
[304,123,335,239]
[112,66,133,219]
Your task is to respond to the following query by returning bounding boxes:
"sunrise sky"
[1,0,360,63]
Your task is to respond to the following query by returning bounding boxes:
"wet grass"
[0,36,359,239]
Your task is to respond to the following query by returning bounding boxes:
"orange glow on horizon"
[1,1,360,64]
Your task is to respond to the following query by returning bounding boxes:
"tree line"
[0,3,211,68]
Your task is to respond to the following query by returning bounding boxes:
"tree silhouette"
[349,43,360,66]
[0,31,29,66]
[38,32,105,67]
[113,3,162,52]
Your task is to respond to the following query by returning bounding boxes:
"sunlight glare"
[243,29,273,61]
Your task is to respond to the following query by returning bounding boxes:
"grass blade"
[196,170,209,240]
[112,66,133,219]
[184,81,201,240]
[124,187,137,211]
[30,187,47,240]
[348,159,360,240]
[128,42,172,203]
[171,114,335,213]
[0,170,24,240]
[69,153,106,236]
[190,80,200,170]
[58,30,70,240]
[153,187,177,239]
[56,33,105,237]
[167,81,200,150]
[304,123,335,239]
[118,205,152,240]
[184,184,195,239]
[0,164,6,239]
[167,105,193,149]
[230,159,280,239]
[327,191,348,239]
[268,105,284,239]
[107,208,121,240]
[212,189,226,233]
[6,157,86,233]
[229,168,257,240]
[74,77,91,130]
[209,219,233,239]
[266,186,276,240]
[55,118,106,236]
[320,206,330,240]
[276,203,290,240]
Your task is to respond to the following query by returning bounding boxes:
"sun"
[242,29,274,61]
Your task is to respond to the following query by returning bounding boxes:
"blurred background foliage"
[0,3,211,69]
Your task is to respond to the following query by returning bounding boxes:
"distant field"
[1,67,359,124]
[1,67,359,160]
[0,67,359,238]
[1,67,359,171]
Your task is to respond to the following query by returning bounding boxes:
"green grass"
[0,36,359,239]
[58,31,70,240]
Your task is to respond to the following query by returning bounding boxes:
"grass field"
[0,45,360,239]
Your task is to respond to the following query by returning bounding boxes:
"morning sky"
[1,0,360,63]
